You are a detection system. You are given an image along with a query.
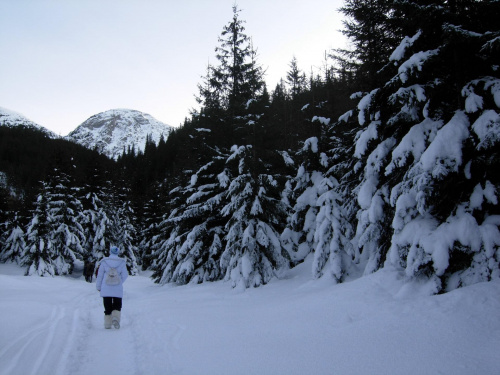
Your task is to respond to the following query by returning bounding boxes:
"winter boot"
[111,310,121,329]
[104,314,112,329]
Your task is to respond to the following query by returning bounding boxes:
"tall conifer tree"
[211,5,265,114]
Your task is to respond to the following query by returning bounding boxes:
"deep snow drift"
[1,258,499,375]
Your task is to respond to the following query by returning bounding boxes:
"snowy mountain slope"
[0,106,57,138]
[1,259,499,375]
[66,109,173,160]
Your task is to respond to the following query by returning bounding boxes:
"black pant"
[103,297,122,315]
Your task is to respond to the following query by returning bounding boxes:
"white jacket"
[96,254,128,298]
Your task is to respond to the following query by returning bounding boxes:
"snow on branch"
[385,118,442,175]
[278,150,294,166]
[390,30,422,62]
[397,49,440,83]
[357,89,379,125]
[302,137,319,153]
[354,121,379,158]
[420,111,469,178]
[443,23,483,38]
[338,110,353,123]
[472,110,500,150]
[311,116,330,125]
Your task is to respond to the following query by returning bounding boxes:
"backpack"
[105,260,123,286]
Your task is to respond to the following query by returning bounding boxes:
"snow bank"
[1,261,499,375]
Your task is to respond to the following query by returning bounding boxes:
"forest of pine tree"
[1,2,499,292]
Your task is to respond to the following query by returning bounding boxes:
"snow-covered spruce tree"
[344,88,397,276]
[108,182,139,275]
[313,177,355,282]
[23,182,57,276]
[220,144,289,288]
[0,182,10,257]
[151,156,228,285]
[340,1,500,291]
[282,112,356,281]
[137,182,167,270]
[281,136,327,265]
[148,106,227,284]
[150,178,191,284]
[77,155,114,268]
[81,186,111,265]
[1,213,26,264]
[312,123,356,282]
[151,6,287,288]
[45,171,85,274]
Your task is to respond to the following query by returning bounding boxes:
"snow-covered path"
[0,268,183,375]
[1,260,499,375]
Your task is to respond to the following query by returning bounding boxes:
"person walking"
[83,259,94,283]
[96,246,128,329]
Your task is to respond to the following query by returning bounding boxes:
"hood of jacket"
[104,254,125,266]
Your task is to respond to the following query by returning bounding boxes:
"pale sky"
[0,0,347,135]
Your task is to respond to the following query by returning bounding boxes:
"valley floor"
[0,259,499,375]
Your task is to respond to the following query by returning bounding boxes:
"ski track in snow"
[0,288,95,375]
[0,271,186,375]
[58,285,182,375]
[121,282,186,374]
[0,305,64,375]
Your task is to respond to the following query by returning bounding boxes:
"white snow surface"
[1,260,499,375]
[66,109,172,160]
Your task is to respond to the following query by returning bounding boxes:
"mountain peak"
[67,109,173,159]
[0,107,58,138]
